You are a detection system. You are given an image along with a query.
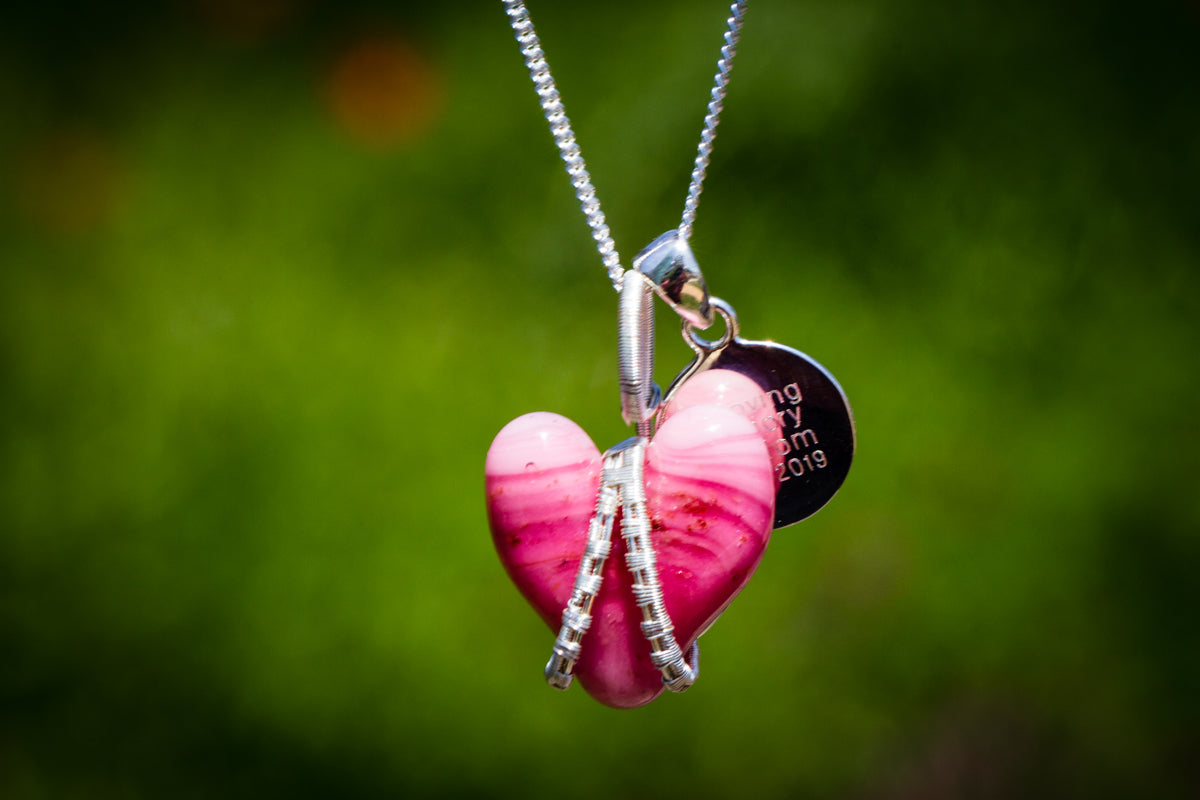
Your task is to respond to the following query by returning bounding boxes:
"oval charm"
[664,301,856,528]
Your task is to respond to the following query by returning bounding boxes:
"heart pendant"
[485,375,776,708]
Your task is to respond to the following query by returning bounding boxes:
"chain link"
[680,2,747,243]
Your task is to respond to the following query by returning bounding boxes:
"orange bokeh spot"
[323,32,443,151]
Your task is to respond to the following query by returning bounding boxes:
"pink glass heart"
[661,367,785,483]
[486,372,776,708]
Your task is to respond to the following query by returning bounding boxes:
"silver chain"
[503,0,748,291]
[680,2,746,242]
[503,0,623,289]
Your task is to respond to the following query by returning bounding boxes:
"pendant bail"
[633,230,714,328]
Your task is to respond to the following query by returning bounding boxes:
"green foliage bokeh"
[1,1,1197,797]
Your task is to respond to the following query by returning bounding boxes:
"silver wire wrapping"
[679,1,747,243]
[544,439,699,693]
[544,448,624,690]
[547,266,705,695]
[618,272,656,436]
[615,442,699,692]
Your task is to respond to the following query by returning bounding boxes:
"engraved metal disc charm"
[665,299,856,528]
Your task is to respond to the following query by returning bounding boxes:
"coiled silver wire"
[544,439,699,694]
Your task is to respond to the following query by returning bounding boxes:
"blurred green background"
[2,0,1197,797]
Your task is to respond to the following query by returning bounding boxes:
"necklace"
[487,0,856,709]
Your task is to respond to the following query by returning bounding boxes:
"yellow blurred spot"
[18,130,125,235]
[323,32,443,151]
